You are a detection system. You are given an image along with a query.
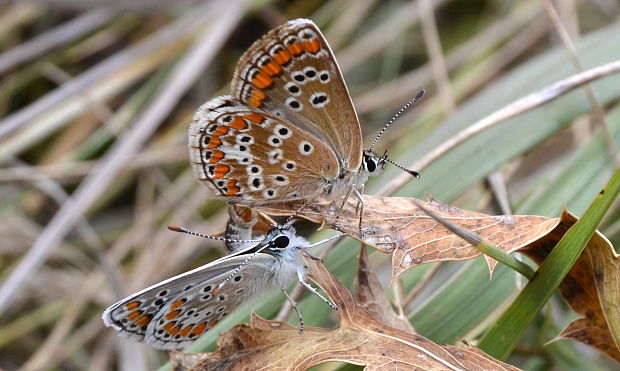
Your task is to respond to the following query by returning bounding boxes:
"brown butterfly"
[188,19,421,212]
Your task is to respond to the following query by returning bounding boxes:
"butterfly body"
[189,19,386,206]
[102,223,315,350]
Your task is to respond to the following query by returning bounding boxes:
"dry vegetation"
[1,0,620,370]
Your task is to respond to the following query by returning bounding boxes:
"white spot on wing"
[267,135,283,147]
[282,161,296,171]
[309,92,329,108]
[298,141,314,155]
[285,97,303,112]
[274,124,292,139]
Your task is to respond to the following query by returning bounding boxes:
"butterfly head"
[362,91,425,181]
[267,227,293,249]
[262,223,307,253]
[362,150,387,176]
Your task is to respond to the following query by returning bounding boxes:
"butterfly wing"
[101,255,246,343]
[144,255,284,350]
[230,18,363,172]
[189,95,340,203]
[225,204,275,252]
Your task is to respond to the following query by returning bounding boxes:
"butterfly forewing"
[189,96,340,203]
[231,18,362,172]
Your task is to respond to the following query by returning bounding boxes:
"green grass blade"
[478,167,620,359]
[411,258,516,344]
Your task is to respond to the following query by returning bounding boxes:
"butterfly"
[188,18,421,210]
[101,206,339,350]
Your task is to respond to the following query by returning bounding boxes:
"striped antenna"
[212,240,273,295]
[368,89,425,151]
[384,156,420,179]
[167,225,264,244]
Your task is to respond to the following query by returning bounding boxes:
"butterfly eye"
[363,154,378,173]
[272,235,290,248]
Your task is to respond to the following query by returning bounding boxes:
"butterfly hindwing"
[145,255,281,350]
[189,95,340,203]
[101,255,252,343]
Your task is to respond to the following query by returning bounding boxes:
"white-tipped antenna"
[167,225,264,244]
[368,89,425,151]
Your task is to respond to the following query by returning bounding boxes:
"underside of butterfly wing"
[189,95,340,204]
[101,258,242,343]
[230,18,363,172]
[145,255,294,350]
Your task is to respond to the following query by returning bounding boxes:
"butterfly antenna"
[284,216,300,227]
[308,233,345,248]
[368,89,425,151]
[213,240,273,294]
[167,225,264,244]
[285,199,310,225]
[384,156,420,179]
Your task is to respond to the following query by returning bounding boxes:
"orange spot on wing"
[252,72,273,89]
[168,325,181,336]
[229,116,248,130]
[212,126,228,136]
[212,286,220,296]
[273,50,291,65]
[207,137,221,149]
[248,90,266,107]
[261,61,281,76]
[227,187,240,196]
[125,301,140,310]
[191,322,207,336]
[287,42,304,55]
[210,150,224,163]
[214,164,230,179]
[209,321,219,328]
[303,39,321,53]
[226,180,240,196]
[136,315,151,326]
[163,322,176,331]
[244,112,264,124]
[170,299,186,310]
[179,325,194,337]
[165,310,181,320]
[240,208,253,222]
[127,311,141,321]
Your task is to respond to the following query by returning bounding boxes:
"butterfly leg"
[335,184,366,230]
[297,272,337,310]
[286,198,312,225]
[281,288,304,333]
[334,183,356,227]
[352,187,366,230]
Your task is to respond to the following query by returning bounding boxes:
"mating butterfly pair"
[103,18,422,350]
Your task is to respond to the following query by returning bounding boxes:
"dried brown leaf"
[520,209,620,362]
[254,196,620,361]
[357,247,416,334]
[170,256,521,370]
[252,195,557,278]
